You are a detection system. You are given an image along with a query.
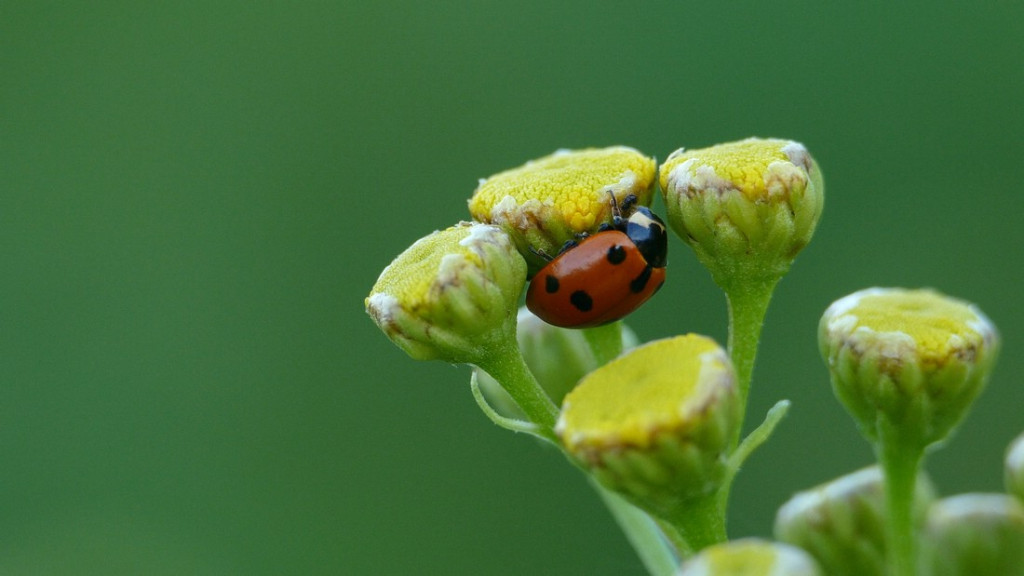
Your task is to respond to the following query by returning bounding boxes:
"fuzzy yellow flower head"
[660,138,823,289]
[366,222,526,364]
[677,539,822,576]
[819,287,999,448]
[469,147,656,272]
[557,334,739,519]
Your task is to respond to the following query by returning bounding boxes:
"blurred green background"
[4,1,1023,574]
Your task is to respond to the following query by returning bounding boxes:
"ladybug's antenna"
[607,190,622,220]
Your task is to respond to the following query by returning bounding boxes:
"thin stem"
[582,321,624,365]
[469,372,550,442]
[480,328,679,574]
[706,277,777,547]
[594,482,679,576]
[718,400,791,511]
[724,279,777,447]
[663,493,728,553]
[477,338,559,433]
[728,400,791,472]
[653,518,693,559]
[876,420,924,576]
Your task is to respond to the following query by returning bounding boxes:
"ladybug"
[526,193,667,328]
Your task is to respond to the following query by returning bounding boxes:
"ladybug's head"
[624,207,668,268]
[608,192,639,226]
[605,192,667,268]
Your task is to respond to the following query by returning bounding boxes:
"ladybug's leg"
[529,246,555,262]
[557,238,580,255]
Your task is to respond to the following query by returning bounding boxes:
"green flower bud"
[677,539,821,576]
[474,308,640,418]
[556,335,740,521]
[920,493,1024,576]
[469,147,657,273]
[659,138,823,290]
[1007,432,1024,503]
[818,287,999,449]
[366,222,527,364]
[773,466,935,576]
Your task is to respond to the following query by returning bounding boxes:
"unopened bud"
[557,334,740,519]
[366,223,526,364]
[774,466,935,576]
[660,138,823,290]
[921,493,1024,576]
[819,287,999,449]
[470,147,656,273]
[677,539,821,576]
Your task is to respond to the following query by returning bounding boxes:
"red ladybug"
[526,194,667,328]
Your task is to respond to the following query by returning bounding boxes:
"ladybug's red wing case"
[526,231,665,328]
[586,263,665,326]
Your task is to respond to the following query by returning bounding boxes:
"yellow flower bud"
[469,147,656,273]
[774,466,935,576]
[677,539,822,576]
[556,335,739,521]
[921,494,1024,576]
[366,222,526,364]
[660,138,823,290]
[819,287,999,449]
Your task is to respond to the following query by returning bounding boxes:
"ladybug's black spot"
[630,266,652,293]
[545,274,560,294]
[606,245,627,265]
[570,290,593,312]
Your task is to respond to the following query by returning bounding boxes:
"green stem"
[582,321,624,365]
[594,482,679,576]
[723,279,777,446]
[702,277,776,548]
[718,400,791,511]
[653,519,693,559]
[481,328,678,573]
[470,372,550,443]
[583,322,683,573]
[876,420,924,576]
[478,339,559,433]
[663,493,728,553]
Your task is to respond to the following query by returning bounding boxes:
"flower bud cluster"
[361,139,1021,574]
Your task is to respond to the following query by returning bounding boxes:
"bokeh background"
[4,2,1023,574]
